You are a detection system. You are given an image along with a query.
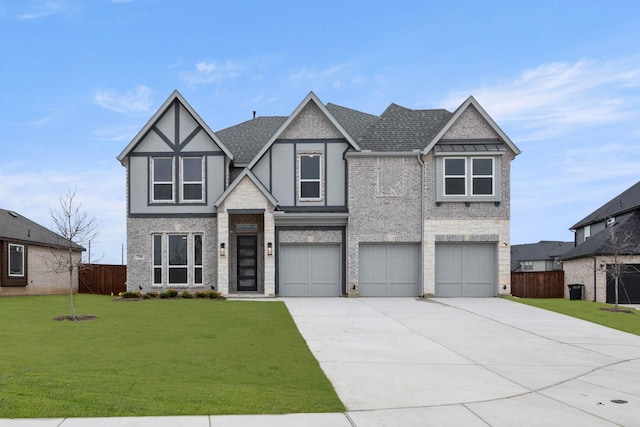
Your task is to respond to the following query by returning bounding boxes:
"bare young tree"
[50,188,99,320]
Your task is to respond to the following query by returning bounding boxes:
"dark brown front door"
[237,235,258,291]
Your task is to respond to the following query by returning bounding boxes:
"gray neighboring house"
[0,208,84,295]
[562,180,640,303]
[118,91,520,297]
[511,241,574,272]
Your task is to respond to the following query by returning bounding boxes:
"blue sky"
[2,0,640,264]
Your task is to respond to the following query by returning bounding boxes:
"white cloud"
[179,60,242,86]
[440,57,640,141]
[17,1,61,20]
[94,85,153,116]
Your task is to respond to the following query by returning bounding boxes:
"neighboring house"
[562,181,640,303]
[511,241,573,272]
[0,208,84,296]
[118,90,520,297]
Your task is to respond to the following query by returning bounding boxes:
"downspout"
[417,153,425,297]
[592,256,597,302]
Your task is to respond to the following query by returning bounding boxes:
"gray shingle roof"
[325,103,379,141]
[216,116,287,165]
[357,104,453,151]
[0,209,84,251]
[510,240,574,271]
[562,211,640,260]
[571,180,640,230]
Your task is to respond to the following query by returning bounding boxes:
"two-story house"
[511,241,573,272]
[562,180,640,303]
[118,91,520,297]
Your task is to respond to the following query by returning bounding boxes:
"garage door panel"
[435,243,496,297]
[359,244,420,297]
[279,245,340,297]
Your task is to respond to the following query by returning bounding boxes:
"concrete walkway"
[2,298,640,426]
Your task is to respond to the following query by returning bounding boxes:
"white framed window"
[442,157,495,197]
[523,261,533,271]
[180,157,205,202]
[152,235,162,285]
[584,225,591,241]
[444,158,466,196]
[151,157,174,202]
[298,153,323,201]
[168,234,188,285]
[8,244,24,277]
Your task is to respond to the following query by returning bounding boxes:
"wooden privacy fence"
[79,264,127,295]
[511,271,565,298]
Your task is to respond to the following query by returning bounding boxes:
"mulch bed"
[600,307,636,314]
[53,315,98,322]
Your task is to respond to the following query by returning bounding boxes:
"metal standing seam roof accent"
[434,141,507,153]
[0,208,84,251]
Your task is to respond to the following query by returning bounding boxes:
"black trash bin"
[568,284,584,300]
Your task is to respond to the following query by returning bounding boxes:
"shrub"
[145,291,159,299]
[181,291,192,299]
[142,294,151,300]
[159,292,169,299]
[122,291,138,299]
[194,291,207,299]
[167,288,178,298]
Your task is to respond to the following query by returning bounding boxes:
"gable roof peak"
[422,96,521,156]
[116,89,234,163]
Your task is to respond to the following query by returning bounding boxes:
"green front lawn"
[505,297,640,336]
[0,295,343,418]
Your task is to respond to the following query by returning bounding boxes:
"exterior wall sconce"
[219,242,225,256]
[267,242,273,256]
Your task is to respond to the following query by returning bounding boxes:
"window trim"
[8,243,25,277]
[151,233,203,287]
[443,157,467,197]
[180,156,206,203]
[523,260,534,271]
[297,152,323,202]
[168,234,188,286]
[152,234,162,286]
[150,157,175,203]
[436,155,500,202]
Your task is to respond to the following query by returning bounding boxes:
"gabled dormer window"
[151,157,174,203]
[181,157,205,202]
[298,153,323,201]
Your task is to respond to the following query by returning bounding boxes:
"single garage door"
[435,243,496,297]
[606,264,640,304]
[359,244,420,296]
[278,244,341,296]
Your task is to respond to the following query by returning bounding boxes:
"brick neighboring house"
[562,180,640,303]
[118,91,520,297]
[0,208,84,295]
[511,241,574,272]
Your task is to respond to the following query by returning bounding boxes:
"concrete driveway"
[284,297,640,426]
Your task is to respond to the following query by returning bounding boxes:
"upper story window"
[298,153,323,201]
[584,225,591,241]
[151,157,174,203]
[523,261,533,271]
[8,244,24,277]
[181,157,205,202]
[437,156,498,202]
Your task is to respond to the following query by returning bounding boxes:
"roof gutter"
[345,150,422,157]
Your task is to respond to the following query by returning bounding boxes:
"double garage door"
[435,243,496,297]
[278,244,341,296]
